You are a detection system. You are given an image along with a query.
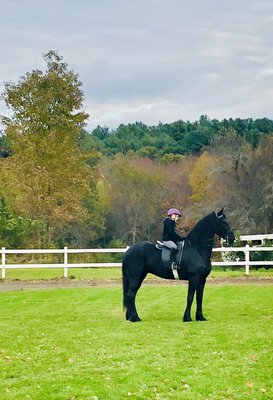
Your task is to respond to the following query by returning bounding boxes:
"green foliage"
[0,196,34,247]
[0,135,10,158]
[4,113,273,160]
[219,235,247,268]
[83,116,273,160]
[250,239,273,267]
[219,234,273,271]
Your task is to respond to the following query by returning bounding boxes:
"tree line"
[0,51,273,249]
[82,115,273,159]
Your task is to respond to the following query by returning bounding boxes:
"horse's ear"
[216,208,225,219]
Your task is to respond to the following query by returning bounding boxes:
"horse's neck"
[188,216,214,250]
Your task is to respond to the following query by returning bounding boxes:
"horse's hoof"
[127,316,142,322]
[196,316,207,321]
[127,319,142,323]
[183,317,192,322]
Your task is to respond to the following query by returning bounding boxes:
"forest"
[0,51,273,249]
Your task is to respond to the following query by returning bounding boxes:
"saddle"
[156,240,185,271]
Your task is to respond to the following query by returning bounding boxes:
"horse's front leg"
[183,277,199,322]
[195,276,207,321]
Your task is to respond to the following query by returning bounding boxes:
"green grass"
[1,266,273,281]
[0,285,272,399]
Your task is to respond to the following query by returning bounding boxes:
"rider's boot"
[170,248,178,269]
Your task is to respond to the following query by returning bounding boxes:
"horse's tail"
[122,258,129,310]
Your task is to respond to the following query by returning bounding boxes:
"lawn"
[2,266,273,281]
[0,285,272,400]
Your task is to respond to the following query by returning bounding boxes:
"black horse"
[122,209,235,322]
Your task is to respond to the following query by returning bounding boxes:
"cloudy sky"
[1,0,273,131]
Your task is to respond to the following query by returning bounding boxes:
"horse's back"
[123,241,172,280]
[123,241,153,263]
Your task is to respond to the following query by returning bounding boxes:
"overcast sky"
[1,0,273,131]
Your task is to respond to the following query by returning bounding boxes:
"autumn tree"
[0,51,99,246]
[184,151,222,229]
[101,156,166,244]
[188,152,215,204]
[238,135,273,232]
[158,156,194,233]
[205,129,255,231]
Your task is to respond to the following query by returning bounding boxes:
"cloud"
[1,0,273,130]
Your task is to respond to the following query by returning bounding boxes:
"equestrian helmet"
[167,208,181,217]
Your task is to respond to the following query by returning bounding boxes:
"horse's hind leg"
[125,272,147,322]
[126,285,141,322]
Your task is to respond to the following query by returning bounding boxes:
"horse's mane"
[187,212,215,244]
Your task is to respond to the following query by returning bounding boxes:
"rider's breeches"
[163,240,177,250]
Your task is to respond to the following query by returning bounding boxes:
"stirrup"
[171,262,178,270]
[171,262,179,280]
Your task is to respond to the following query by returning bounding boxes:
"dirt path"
[0,276,273,291]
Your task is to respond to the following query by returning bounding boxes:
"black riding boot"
[170,248,178,269]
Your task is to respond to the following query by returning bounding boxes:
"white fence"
[1,243,273,279]
[212,245,273,275]
[240,233,273,245]
[0,247,129,280]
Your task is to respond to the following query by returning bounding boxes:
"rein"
[188,237,214,248]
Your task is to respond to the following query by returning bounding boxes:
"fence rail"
[1,244,273,279]
[1,247,129,279]
[212,246,273,275]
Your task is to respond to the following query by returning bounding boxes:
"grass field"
[0,284,272,400]
[2,266,273,281]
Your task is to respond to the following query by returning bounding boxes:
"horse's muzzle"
[227,232,235,244]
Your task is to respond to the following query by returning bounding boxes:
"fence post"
[64,246,68,278]
[1,247,6,280]
[244,244,250,275]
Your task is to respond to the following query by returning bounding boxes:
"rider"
[162,208,185,268]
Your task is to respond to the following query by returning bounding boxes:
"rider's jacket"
[162,218,184,244]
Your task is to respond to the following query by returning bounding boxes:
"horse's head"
[214,209,235,244]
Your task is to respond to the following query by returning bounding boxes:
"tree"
[189,152,215,204]
[0,51,99,246]
[243,135,273,232]
[0,195,34,247]
[101,156,166,244]
[205,129,254,230]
